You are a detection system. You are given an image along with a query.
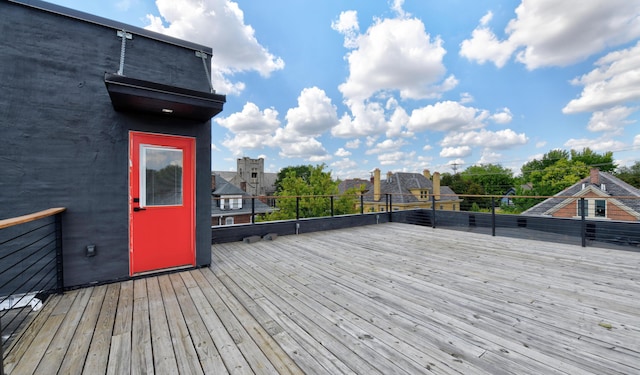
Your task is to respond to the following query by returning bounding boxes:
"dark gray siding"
[1,1,213,288]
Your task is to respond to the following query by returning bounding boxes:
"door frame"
[129,131,196,276]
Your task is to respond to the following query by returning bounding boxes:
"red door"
[129,131,195,275]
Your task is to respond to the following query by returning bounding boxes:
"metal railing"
[0,208,65,374]
[212,193,640,251]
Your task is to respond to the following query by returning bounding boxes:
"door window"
[140,146,183,206]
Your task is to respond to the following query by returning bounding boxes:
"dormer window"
[220,196,243,210]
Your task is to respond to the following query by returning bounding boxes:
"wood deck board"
[4,223,639,374]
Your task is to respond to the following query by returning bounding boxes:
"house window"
[420,190,429,199]
[577,200,588,217]
[251,172,257,179]
[595,200,606,217]
[225,217,234,225]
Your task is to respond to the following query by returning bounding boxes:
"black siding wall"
[0,1,213,287]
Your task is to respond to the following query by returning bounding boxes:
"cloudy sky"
[49,0,640,177]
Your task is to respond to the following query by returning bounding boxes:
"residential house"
[1,0,225,288]
[340,169,462,212]
[522,168,640,221]
[211,174,274,226]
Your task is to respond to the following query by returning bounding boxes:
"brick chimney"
[423,169,431,180]
[373,168,381,201]
[387,171,393,182]
[590,168,599,185]
[433,171,441,201]
[211,174,216,190]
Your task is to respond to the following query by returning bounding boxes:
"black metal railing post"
[360,195,364,215]
[389,194,393,222]
[491,197,496,237]
[1,316,4,375]
[251,197,255,224]
[55,212,64,293]
[431,195,436,228]
[330,196,334,217]
[581,197,586,247]
[296,197,300,220]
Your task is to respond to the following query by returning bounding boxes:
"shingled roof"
[522,169,640,216]
[360,172,459,203]
[211,174,273,217]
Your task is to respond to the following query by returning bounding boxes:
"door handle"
[133,207,146,212]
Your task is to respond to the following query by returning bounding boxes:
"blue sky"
[48,0,640,178]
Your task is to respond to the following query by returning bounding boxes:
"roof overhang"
[104,73,226,121]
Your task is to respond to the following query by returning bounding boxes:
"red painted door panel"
[129,131,195,275]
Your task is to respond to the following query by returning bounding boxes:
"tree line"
[441,148,639,212]
[259,147,639,219]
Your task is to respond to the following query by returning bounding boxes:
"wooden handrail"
[0,207,66,230]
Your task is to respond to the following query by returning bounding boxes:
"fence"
[0,208,65,374]
[212,193,640,251]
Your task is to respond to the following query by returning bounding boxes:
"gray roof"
[360,172,460,203]
[523,171,640,216]
[211,174,273,216]
[338,179,372,194]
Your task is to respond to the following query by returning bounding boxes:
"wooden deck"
[4,223,640,374]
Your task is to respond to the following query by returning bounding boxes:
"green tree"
[528,158,590,196]
[460,164,514,195]
[521,149,570,180]
[570,148,616,172]
[440,173,467,195]
[274,165,314,193]
[614,162,640,188]
[261,164,358,221]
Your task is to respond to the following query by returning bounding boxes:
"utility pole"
[451,162,460,174]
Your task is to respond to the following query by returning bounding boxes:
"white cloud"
[407,101,484,132]
[441,129,528,149]
[460,92,474,104]
[535,141,547,148]
[337,16,454,101]
[386,106,411,138]
[391,0,409,18]
[345,139,361,149]
[586,106,637,134]
[634,134,640,146]
[331,10,359,48]
[460,1,640,69]
[459,12,515,68]
[564,137,626,153]
[490,108,513,124]
[331,100,388,138]
[330,158,359,175]
[211,143,220,151]
[273,128,329,160]
[366,138,407,155]
[215,102,280,155]
[378,151,416,166]
[440,146,472,158]
[365,136,378,147]
[335,148,352,157]
[145,0,284,95]
[285,87,339,137]
[563,42,640,114]
[477,150,502,165]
